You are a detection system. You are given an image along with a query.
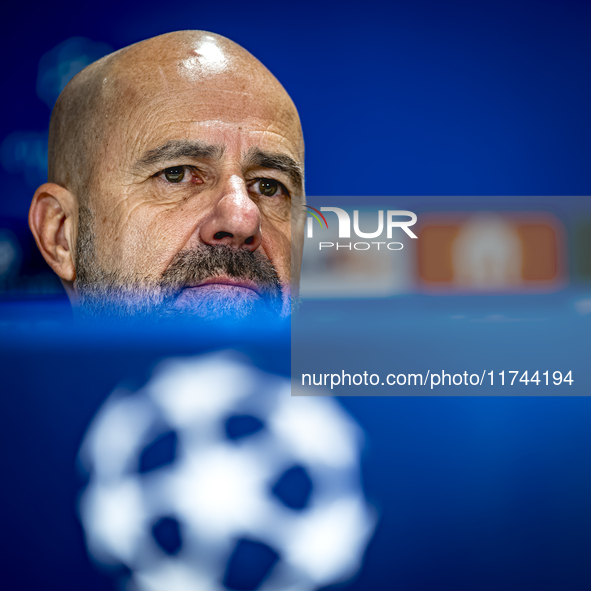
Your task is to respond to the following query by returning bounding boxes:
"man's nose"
[200,175,262,251]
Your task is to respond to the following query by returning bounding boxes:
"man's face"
[74,38,304,319]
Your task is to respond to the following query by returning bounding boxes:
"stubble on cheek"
[88,194,182,287]
[261,218,293,312]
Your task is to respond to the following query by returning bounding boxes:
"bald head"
[48,30,303,199]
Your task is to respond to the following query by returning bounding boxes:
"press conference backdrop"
[2,1,591,590]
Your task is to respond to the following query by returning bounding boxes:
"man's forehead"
[101,57,302,163]
[136,86,299,136]
[131,113,301,160]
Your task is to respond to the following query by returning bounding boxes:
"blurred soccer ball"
[78,352,376,591]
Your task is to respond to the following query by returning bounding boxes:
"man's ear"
[29,183,77,282]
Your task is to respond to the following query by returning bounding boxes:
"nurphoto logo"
[304,206,418,251]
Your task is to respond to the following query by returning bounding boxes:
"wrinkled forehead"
[96,36,303,164]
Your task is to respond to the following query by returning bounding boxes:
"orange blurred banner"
[417,212,566,292]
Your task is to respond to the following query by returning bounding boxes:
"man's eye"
[161,166,189,183]
[252,178,287,197]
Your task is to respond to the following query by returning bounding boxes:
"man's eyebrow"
[133,140,225,169]
[243,147,303,191]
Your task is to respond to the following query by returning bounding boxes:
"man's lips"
[185,277,261,294]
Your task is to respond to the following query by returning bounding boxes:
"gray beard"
[74,206,285,321]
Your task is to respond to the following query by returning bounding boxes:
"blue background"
[2,1,591,590]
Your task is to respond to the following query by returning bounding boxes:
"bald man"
[28,31,306,320]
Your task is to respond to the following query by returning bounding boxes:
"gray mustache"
[161,244,282,296]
